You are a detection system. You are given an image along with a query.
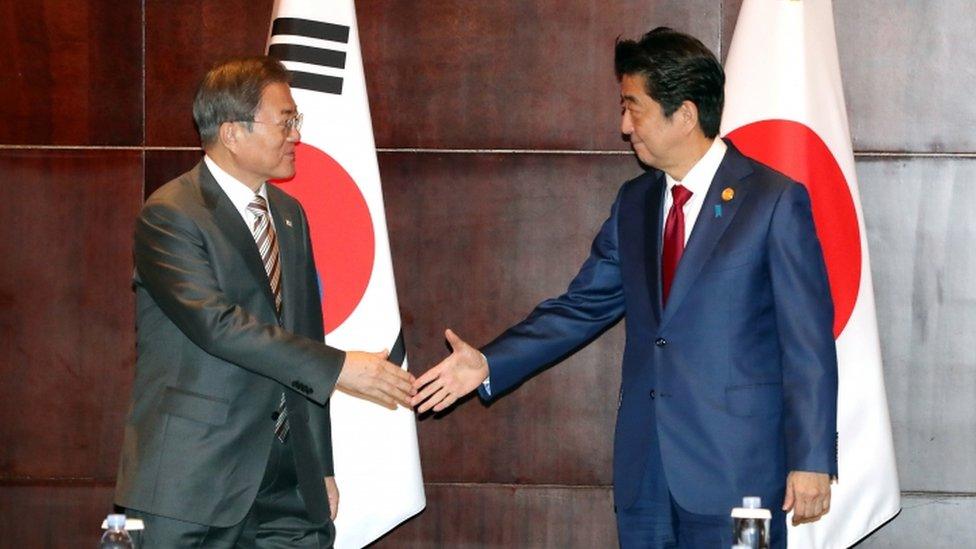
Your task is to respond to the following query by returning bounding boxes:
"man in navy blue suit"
[413,27,837,548]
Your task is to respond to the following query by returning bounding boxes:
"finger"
[375,377,413,408]
[368,391,397,410]
[782,483,795,512]
[411,380,443,407]
[372,348,390,360]
[384,360,415,384]
[388,371,417,397]
[427,387,452,412]
[433,393,457,412]
[417,387,450,414]
[363,380,399,409]
[445,328,465,350]
[413,364,444,389]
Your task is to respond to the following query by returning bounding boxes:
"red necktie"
[662,184,693,306]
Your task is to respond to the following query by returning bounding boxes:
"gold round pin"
[721,187,735,202]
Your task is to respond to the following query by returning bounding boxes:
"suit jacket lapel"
[660,144,754,328]
[198,162,278,315]
[268,184,299,330]
[644,173,666,325]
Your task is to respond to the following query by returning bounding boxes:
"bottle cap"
[106,514,127,529]
[742,496,762,509]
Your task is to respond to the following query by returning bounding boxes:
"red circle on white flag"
[727,120,860,337]
[273,142,375,334]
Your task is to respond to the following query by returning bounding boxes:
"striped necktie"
[247,195,282,315]
[247,195,289,442]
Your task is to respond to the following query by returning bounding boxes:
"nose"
[620,109,633,136]
[288,125,301,142]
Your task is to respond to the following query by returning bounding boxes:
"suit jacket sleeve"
[768,182,839,475]
[479,193,627,399]
[135,199,345,407]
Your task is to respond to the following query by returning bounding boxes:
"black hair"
[614,27,725,138]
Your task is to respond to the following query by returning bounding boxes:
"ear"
[678,100,700,133]
[218,121,243,153]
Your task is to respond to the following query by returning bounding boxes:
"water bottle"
[99,514,134,549]
[731,496,771,549]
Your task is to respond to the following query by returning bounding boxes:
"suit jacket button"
[649,389,656,399]
[271,411,280,421]
[655,338,667,347]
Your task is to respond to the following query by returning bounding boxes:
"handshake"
[336,329,486,413]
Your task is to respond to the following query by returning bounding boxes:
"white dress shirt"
[204,155,275,230]
[661,138,728,244]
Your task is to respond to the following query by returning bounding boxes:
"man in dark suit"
[412,28,837,548]
[115,56,415,548]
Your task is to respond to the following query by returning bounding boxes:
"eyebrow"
[621,95,640,105]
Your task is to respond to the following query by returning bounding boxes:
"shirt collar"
[204,155,269,216]
[664,138,728,196]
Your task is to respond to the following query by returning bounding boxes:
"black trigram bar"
[288,71,343,95]
[268,43,346,69]
[272,17,349,43]
[389,329,406,367]
[270,17,350,95]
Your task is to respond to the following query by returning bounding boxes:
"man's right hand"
[411,329,489,413]
[336,350,415,409]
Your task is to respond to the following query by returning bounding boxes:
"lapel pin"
[285,219,293,227]
[714,204,722,218]
[721,187,735,202]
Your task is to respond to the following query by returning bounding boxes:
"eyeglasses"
[240,113,303,134]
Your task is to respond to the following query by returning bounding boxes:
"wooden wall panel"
[3,1,974,546]
[0,151,142,479]
[145,149,204,199]
[358,0,721,150]
[382,152,639,484]
[0,0,142,145]
[0,484,115,548]
[145,0,275,146]
[374,484,617,548]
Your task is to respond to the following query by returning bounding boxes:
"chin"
[277,164,297,179]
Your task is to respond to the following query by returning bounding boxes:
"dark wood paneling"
[374,484,616,548]
[0,483,115,548]
[382,152,643,483]
[145,0,275,146]
[0,0,142,145]
[0,150,142,479]
[358,1,721,150]
[145,149,203,199]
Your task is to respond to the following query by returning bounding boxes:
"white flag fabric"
[266,1,425,547]
[721,1,900,547]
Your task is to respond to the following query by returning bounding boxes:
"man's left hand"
[783,471,831,525]
[325,476,339,520]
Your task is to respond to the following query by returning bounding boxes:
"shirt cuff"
[478,352,492,398]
